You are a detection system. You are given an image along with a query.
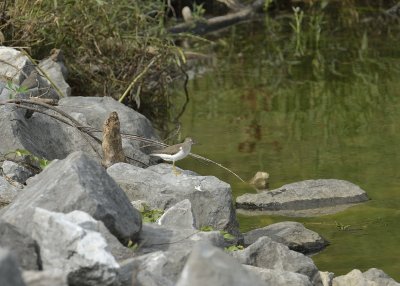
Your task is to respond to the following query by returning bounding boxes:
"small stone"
[2,161,34,184]
[249,171,269,191]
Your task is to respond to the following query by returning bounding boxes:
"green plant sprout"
[10,149,50,170]
[290,6,305,56]
[142,209,164,223]
[5,81,28,99]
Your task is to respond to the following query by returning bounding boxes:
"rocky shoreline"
[0,47,399,286]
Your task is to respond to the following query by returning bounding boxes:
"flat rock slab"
[236,179,368,216]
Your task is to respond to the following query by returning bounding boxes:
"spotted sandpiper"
[150,137,195,174]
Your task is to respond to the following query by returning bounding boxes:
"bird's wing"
[151,144,182,155]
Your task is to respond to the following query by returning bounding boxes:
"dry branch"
[168,0,264,35]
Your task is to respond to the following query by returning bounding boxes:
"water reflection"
[174,8,400,280]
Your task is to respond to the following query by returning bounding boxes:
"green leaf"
[200,226,214,232]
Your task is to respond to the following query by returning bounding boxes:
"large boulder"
[237,179,368,216]
[0,221,40,270]
[107,163,240,235]
[231,236,321,284]
[243,221,328,254]
[0,247,26,286]
[176,241,266,286]
[0,104,100,161]
[0,96,158,167]
[333,268,399,286]
[31,208,119,286]
[0,151,142,244]
[58,96,158,166]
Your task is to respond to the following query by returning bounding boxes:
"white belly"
[152,147,188,162]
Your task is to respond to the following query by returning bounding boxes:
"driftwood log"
[101,111,126,168]
[168,0,264,35]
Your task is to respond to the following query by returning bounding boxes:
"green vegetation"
[5,81,28,99]
[2,149,51,171]
[225,244,244,252]
[0,0,185,129]
[141,209,164,223]
[200,225,236,241]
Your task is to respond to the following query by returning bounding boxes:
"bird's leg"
[172,161,181,175]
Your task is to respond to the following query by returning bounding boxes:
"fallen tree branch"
[168,0,264,35]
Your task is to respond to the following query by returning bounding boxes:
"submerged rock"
[237,179,368,216]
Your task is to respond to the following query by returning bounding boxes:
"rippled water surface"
[173,10,400,279]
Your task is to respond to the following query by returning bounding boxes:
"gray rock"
[0,247,26,286]
[2,161,34,184]
[1,151,142,244]
[319,271,334,286]
[0,220,40,270]
[31,208,119,286]
[119,223,228,286]
[363,268,399,285]
[243,221,328,254]
[237,179,369,215]
[0,176,21,208]
[39,53,71,97]
[108,163,239,235]
[176,241,266,286]
[131,200,149,212]
[231,236,321,284]
[0,104,101,161]
[0,96,158,167]
[121,250,188,286]
[243,265,312,286]
[22,270,67,286]
[333,268,399,286]
[137,223,225,255]
[18,70,59,100]
[59,96,159,167]
[60,210,134,261]
[157,199,196,229]
[0,47,34,86]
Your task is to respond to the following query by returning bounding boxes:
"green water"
[174,15,400,279]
